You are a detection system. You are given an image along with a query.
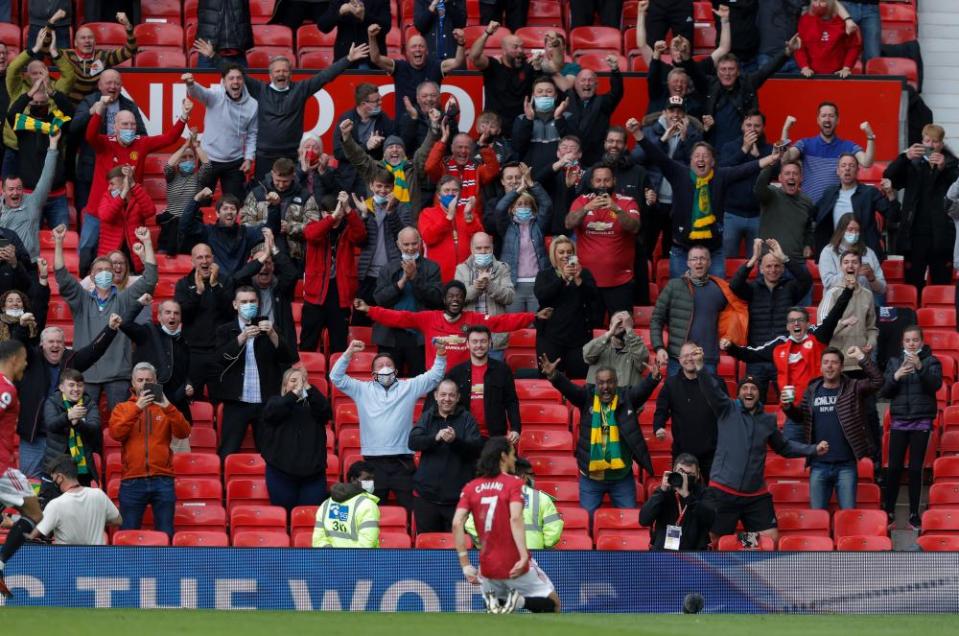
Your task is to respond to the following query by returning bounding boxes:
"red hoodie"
[302,211,367,306]
[96,184,155,270]
[795,13,862,74]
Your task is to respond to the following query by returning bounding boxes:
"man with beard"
[557,58,623,167]
[183,67,258,200]
[719,110,773,259]
[755,159,816,263]
[583,310,649,387]
[241,158,318,264]
[565,163,642,324]
[469,22,541,137]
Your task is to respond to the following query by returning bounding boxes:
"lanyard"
[674,492,688,526]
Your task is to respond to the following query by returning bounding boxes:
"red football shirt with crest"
[457,473,526,579]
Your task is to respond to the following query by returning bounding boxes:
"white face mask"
[160,324,181,337]
[374,367,397,387]
[401,252,419,262]
[4,308,23,318]
[360,480,375,494]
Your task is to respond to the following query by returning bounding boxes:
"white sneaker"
[483,592,501,614]
[501,590,521,614]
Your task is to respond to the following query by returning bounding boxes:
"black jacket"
[883,149,959,254]
[700,52,787,134]
[550,371,660,478]
[814,183,900,259]
[0,227,35,297]
[565,69,624,166]
[438,358,521,438]
[119,304,192,419]
[652,372,721,462]
[213,319,297,403]
[179,200,276,276]
[730,258,813,347]
[414,0,467,60]
[534,267,598,347]
[174,268,237,352]
[233,251,300,359]
[260,389,331,477]
[881,346,942,422]
[640,482,715,550]
[632,118,705,198]
[408,405,483,504]
[14,323,119,442]
[196,0,254,52]
[6,92,73,191]
[718,136,773,217]
[371,257,444,347]
[318,0,391,63]
[70,91,146,192]
[41,391,100,481]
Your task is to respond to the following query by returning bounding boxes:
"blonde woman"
[533,236,597,379]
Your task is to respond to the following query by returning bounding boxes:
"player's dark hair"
[514,457,533,477]
[347,461,375,482]
[477,436,512,478]
[0,338,24,363]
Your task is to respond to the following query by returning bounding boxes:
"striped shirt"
[794,135,863,204]
[53,31,138,103]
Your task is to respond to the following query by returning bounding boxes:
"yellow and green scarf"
[688,169,715,240]
[384,161,411,203]
[588,394,625,474]
[63,395,90,476]
[14,104,72,136]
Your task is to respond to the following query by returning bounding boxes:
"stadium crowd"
[0,0,952,587]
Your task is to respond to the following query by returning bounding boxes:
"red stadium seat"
[576,53,628,71]
[173,452,221,480]
[247,47,295,68]
[253,25,294,47]
[885,283,918,309]
[836,535,893,551]
[518,403,570,429]
[916,534,959,551]
[514,27,564,50]
[172,530,230,547]
[921,509,959,535]
[555,533,594,550]
[506,352,539,373]
[765,456,809,483]
[233,531,290,547]
[190,401,215,426]
[515,380,561,402]
[85,22,129,47]
[921,285,955,308]
[832,509,888,540]
[339,427,362,452]
[0,22,20,50]
[881,260,905,283]
[593,508,643,542]
[933,456,959,482]
[175,477,222,506]
[174,503,227,532]
[778,535,835,551]
[534,479,579,502]
[463,25,511,51]
[525,0,563,28]
[112,530,170,546]
[379,532,413,548]
[595,532,650,551]
[918,307,957,330]
[298,351,328,375]
[556,505,590,531]
[415,533,470,549]
[231,504,287,536]
[134,23,183,47]
[930,483,959,509]
[528,454,578,478]
[379,505,408,531]
[519,429,574,453]
[297,24,337,50]
[250,0,277,24]
[769,481,811,508]
[569,26,621,54]
[509,328,537,350]
[717,534,775,551]
[141,0,182,23]
[136,49,187,67]
[226,478,270,511]
[299,50,336,68]
[224,453,266,484]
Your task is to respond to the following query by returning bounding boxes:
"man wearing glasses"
[333,83,397,194]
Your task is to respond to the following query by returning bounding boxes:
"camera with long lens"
[666,471,685,489]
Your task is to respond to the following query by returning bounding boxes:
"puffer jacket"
[356,201,411,280]
[731,258,813,347]
[700,372,818,494]
[651,274,749,359]
[786,356,883,459]
[881,346,942,421]
[454,256,515,351]
[108,396,192,480]
[241,178,319,262]
[494,187,552,284]
[196,0,253,52]
[883,149,959,254]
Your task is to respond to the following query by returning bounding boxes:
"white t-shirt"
[832,187,856,228]
[36,488,121,545]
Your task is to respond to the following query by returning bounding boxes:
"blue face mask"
[533,96,555,112]
[513,207,533,222]
[369,105,382,116]
[179,161,196,175]
[373,193,389,206]
[118,129,136,144]
[110,188,122,198]
[474,253,494,268]
[238,303,259,321]
[93,271,114,290]
[439,193,457,208]
[844,232,860,245]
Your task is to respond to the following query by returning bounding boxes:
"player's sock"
[0,517,36,567]
[521,597,557,613]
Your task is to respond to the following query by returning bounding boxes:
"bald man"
[174,243,239,398]
[469,22,540,138]
[368,25,465,119]
[454,232,515,360]
[372,226,444,376]
[51,13,137,104]
[562,62,624,166]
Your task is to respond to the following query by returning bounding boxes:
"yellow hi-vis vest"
[465,485,564,549]
[312,492,381,548]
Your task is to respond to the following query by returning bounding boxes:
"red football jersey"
[457,473,526,580]
[0,374,20,473]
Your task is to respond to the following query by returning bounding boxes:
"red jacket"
[85,112,186,215]
[795,13,861,74]
[302,211,367,306]
[96,184,155,270]
[424,143,500,214]
[418,202,485,281]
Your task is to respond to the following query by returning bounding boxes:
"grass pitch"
[4,608,958,635]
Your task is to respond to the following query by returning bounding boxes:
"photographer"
[640,454,714,551]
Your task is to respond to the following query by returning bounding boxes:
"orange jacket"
[108,396,191,480]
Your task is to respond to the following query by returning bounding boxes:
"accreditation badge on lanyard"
[664,493,687,551]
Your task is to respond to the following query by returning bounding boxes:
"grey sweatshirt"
[188,81,258,163]
[0,149,57,262]
[55,263,158,383]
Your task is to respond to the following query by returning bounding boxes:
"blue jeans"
[78,212,100,272]
[265,464,329,512]
[669,246,725,279]
[809,461,858,510]
[667,359,716,378]
[119,476,176,537]
[756,53,800,75]
[578,474,636,514]
[845,2,881,62]
[43,195,70,230]
[18,436,47,478]
[507,281,538,312]
[722,213,760,259]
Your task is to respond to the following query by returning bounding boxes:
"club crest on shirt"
[128,151,139,162]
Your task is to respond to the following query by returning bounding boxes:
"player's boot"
[0,572,13,599]
[500,590,521,614]
[483,591,500,614]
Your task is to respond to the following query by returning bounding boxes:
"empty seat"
[836,535,892,551]
[921,509,959,535]
[415,532,469,549]
[933,456,959,483]
[833,509,888,540]
[233,531,290,547]
[569,26,621,54]
[554,533,593,550]
[921,285,955,308]
[112,529,170,546]
[916,534,959,551]
[175,477,222,506]
[188,427,217,454]
[778,535,834,551]
[595,532,649,551]
[136,49,187,67]
[141,0,183,23]
[533,479,579,502]
[134,23,184,47]
[174,503,227,532]
[884,282,918,309]
[528,454,577,478]
[555,505,590,531]
[172,530,230,547]
[776,508,831,539]
[173,452,221,480]
[518,403,570,429]
[226,478,271,511]
[224,453,266,484]
[230,504,287,537]
[593,508,642,542]
[85,23,129,47]
[379,531,413,548]
[247,47,295,68]
[519,429,574,453]
[253,25,293,47]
